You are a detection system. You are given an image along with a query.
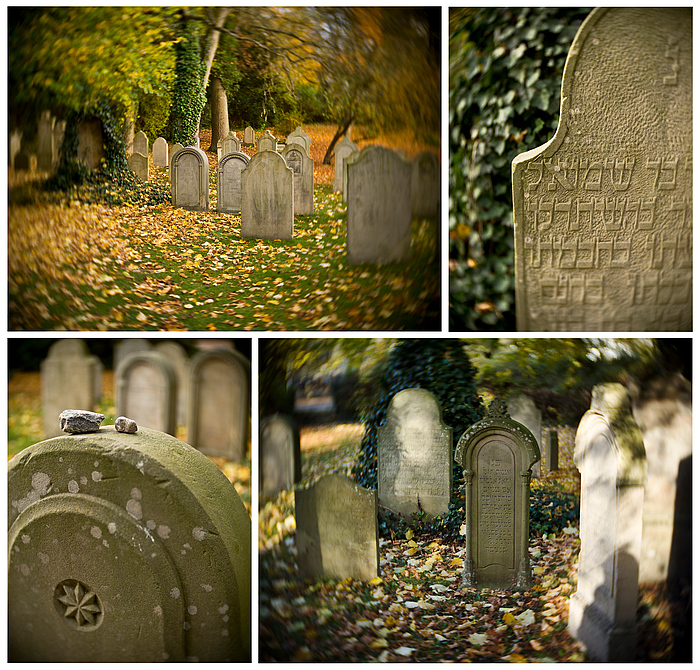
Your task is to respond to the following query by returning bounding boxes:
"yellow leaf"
[503,613,515,625]
[369,638,388,649]
[407,540,418,548]
[369,576,382,586]
[405,530,414,540]
[449,558,463,567]
[533,566,545,575]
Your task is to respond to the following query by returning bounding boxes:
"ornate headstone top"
[486,397,509,419]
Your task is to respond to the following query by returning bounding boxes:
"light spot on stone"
[108,522,117,535]
[91,471,102,482]
[68,480,79,494]
[181,550,187,555]
[218,604,229,615]
[94,461,99,467]
[183,543,192,550]
[102,540,109,548]
[20,564,30,577]
[188,605,198,615]
[146,520,156,530]
[201,584,213,592]
[59,458,63,463]
[221,629,229,637]
[80,476,88,486]
[21,534,30,544]
[162,654,169,661]
[38,552,49,565]
[170,588,180,599]
[90,526,102,539]
[183,622,191,631]
[136,461,145,474]
[32,472,51,495]
[151,553,157,558]
[131,487,142,501]
[222,615,229,623]
[126,499,143,520]
[192,527,208,541]
[67,468,73,475]
[157,525,171,539]
[154,606,163,617]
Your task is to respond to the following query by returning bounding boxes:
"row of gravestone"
[41,339,250,461]
[281,381,690,662]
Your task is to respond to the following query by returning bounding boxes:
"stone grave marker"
[186,349,250,461]
[296,475,379,581]
[257,130,277,153]
[512,8,692,331]
[37,110,55,171]
[133,130,148,157]
[53,120,66,169]
[507,393,542,478]
[115,351,177,436]
[411,151,440,220]
[10,128,22,167]
[152,137,168,167]
[260,414,301,496]
[154,341,189,426]
[217,151,250,213]
[169,142,184,180]
[282,143,314,215]
[342,149,360,201]
[346,146,412,264]
[545,429,559,471]
[77,119,105,170]
[332,135,358,193]
[244,126,255,144]
[286,126,311,156]
[114,338,152,373]
[222,131,241,156]
[8,425,251,662]
[171,147,210,212]
[241,150,294,240]
[377,389,452,518]
[128,151,148,181]
[454,398,540,590]
[569,383,646,662]
[41,339,100,439]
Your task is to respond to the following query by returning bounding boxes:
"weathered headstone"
[169,143,184,180]
[259,414,301,496]
[222,131,241,156]
[296,475,379,581]
[171,147,210,212]
[569,383,646,662]
[133,130,149,157]
[257,130,277,153]
[332,135,358,194]
[37,110,55,171]
[243,126,255,145]
[40,340,100,439]
[507,393,542,478]
[115,352,177,436]
[52,120,66,169]
[377,389,452,518]
[512,8,692,331]
[114,338,152,374]
[544,429,559,471]
[282,143,314,215]
[9,128,22,167]
[346,146,412,264]
[77,119,105,170]
[8,425,251,662]
[217,151,250,213]
[241,151,294,240]
[153,341,189,426]
[128,151,148,181]
[342,149,360,201]
[152,137,168,167]
[186,349,250,461]
[286,126,311,156]
[454,398,540,590]
[411,151,440,220]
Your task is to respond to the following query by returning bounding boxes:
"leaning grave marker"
[377,389,452,519]
[512,8,692,331]
[8,425,251,662]
[454,398,540,590]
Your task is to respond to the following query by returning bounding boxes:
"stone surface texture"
[59,410,105,434]
[171,147,210,212]
[217,151,250,213]
[260,414,301,496]
[133,130,148,157]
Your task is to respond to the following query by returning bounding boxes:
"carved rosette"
[54,579,103,631]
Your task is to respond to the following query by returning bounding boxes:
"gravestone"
[115,352,177,436]
[244,126,255,145]
[411,151,440,220]
[171,147,210,212]
[8,425,251,662]
[40,340,100,439]
[217,151,250,213]
[10,128,22,167]
[241,151,294,240]
[296,475,379,581]
[282,143,314,215]
[53,120,66,168]
[133,130,148,157]
[512,8,692,332]
[114,338,152,373]
[77,119,105,170]
[169,143,184,180]
[507,393,542,478]
[377,389,452,518]
[346,146,412,264]
[128,151,148,181]
[153,137,168,167]
[186,349,250,461]
[569,383,646,662]
[153,341,189,426]
[257,130,277,153]
[286,126,311,156]
[259,414,301,496]
[332,135,358,193]
[342,149,360,202]
[222,131,241,156]
[37,110,55,171]
[545,429,559,471]
[454,398,540,590]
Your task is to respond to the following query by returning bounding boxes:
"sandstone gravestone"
[332,135,358,193]
[282,143,314,215]
[244,126,255,144]
[222,131,241,156]
[507,393,542,478]
[8,425,251,662]
[377,389,452,519]
[77,119,105,170]
[153,341,189,426]
[346,146,412,264]
[260,414,301,497]
[296,475,379,581]
[545,429,559,471]
[37,110,55,171]
[153,137,168,167]
[128,151,148,181]
[411,151,440,220]
[133,130,148,157]
[512,8,692,332]
[286,126,311,156]
[171,147,210,212]
[257,130,277,153]
[241,151,294,240]
[454,398,540,590]
[217,151,250,213]
[114,338,152,373]
[186,349,250,461]
[569,383,646,662]
[115,352,177,436]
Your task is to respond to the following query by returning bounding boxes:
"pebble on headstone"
[58,409,104,434]
[114,416,138,434]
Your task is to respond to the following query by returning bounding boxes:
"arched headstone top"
[218,150,250,169]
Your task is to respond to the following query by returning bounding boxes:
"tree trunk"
[323,115,354,165]
[208,76,230,151]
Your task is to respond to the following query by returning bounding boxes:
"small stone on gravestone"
[59,409,105,434]
[114,416,138,434]
[512,8,692,332]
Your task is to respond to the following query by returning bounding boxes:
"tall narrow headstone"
[377,389,452,518]
[332,135,358,194]
[260,414,301,496]
[545,429,559,471]
[9,128,22,167]
[152,137,168,167]
[241,151,294,240]
[77,119,105,170]
[52,120,66,169]
[133,130,148,157]
[411,151,440,220]
[169,143,184,181]
[171,147,210,212]
[286,126,311,156]
[257,130,277,153]
[569,383,646,662]
[243,126,255,145]
[507,393,542,478]
[282,143,314,215]
[114,338,152,373]
[512,8,692,331]
[296,475,379,581]
[37,110,55,171]
[153,341,189,426]
[128,151,148,181]
[217,151,250,213]
[455,398,540,590]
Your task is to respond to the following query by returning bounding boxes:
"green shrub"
[529,482,580,537]
[137,89,172,141]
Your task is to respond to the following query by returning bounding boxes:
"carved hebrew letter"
[581,159,602,190]
[659,158,679,190]
[526,161,544,191]
[606,157,635,191]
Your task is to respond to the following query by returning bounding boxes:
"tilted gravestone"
[454,398,540,590]
[286,126,311,156]
[217,151,250,213]
[77,119,105,170]
[569,383,646,662]
[186,349,250,461]
[171,147,210,212]
[296,475,379,581]
[346,146,412,264]
[133,130,148,157]
[332,135,358,194]
[259,414,301,497]
[37,110,55,171]
[128,151,148,181]
[512,8,692,331]
[241,151,294,240]
[8,425,251,662]
[222,131,241,156]
[243,126,255,145]
[153,341,189,426]
[257,130,277,153]
[377,389,452,519]
[507,393,542,478]
[544,429,559,471]
[115,352,177,436]
[152,137,168,167]
[411,151,440,220]
[282,143,314,215]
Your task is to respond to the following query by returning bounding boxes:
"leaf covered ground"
[9,125,440,331]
